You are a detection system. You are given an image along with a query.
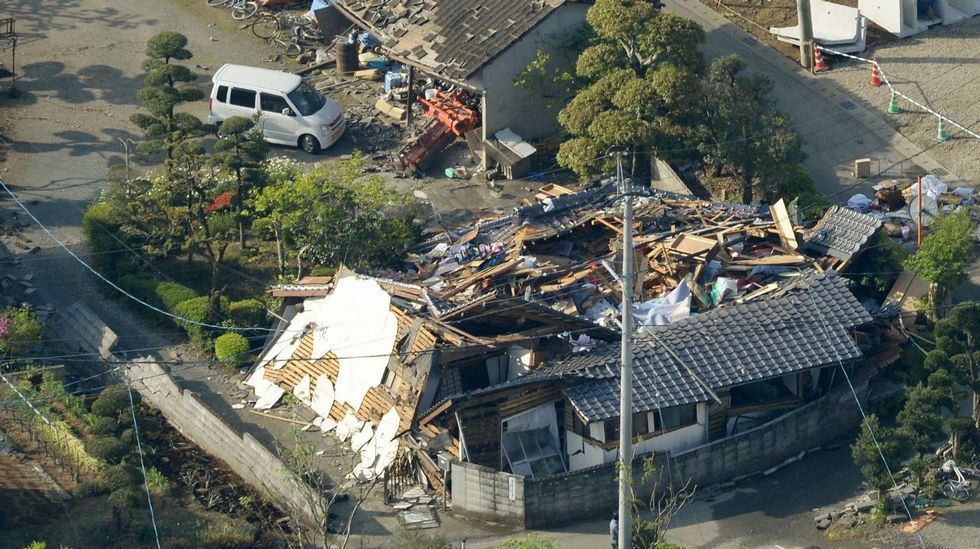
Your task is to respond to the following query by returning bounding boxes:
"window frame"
[215,85,229,103]
[260,92,290,114]
[228,87,257,109]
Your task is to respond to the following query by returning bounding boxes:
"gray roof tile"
[555,272,872,422]
[803,205,882,261]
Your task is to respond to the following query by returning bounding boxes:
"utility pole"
[616,151,634,549]
[797,0,814,69]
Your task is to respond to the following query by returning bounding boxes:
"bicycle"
[251,12,323,42]
[206,0,258,20]
[939,460,972,502]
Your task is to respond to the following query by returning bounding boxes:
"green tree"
[129,32,207,167]
[699,55,804,204]
[212,116,269,248]
[897,384,946,455]
[85,437,131,465]
[851,415,909,496]
[556,0,706,178]
[0,306,43,361]
[925,302,980,432]
[107,487,143,531]
[903,210,977,319]
[847,230,907,300]
[251,155,421,278]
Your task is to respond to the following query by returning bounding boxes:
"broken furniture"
[770,0,868,53]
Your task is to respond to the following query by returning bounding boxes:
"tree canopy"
[129,31,207,165]
[925,301,980,432]
[556,0,706,178]
[903,210,977,298]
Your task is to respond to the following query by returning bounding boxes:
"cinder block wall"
[515,381,866,528]
[451,461,525,526]
[127,361,321,527]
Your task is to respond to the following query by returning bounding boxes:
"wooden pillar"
[405,65,415,131]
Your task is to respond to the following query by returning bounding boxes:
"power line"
[127,379,162,549]
[797,269,926,548]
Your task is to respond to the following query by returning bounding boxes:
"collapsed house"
[330,0,590,173]
[245,179,896,498]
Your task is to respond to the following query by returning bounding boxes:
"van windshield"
[287,81,326,116]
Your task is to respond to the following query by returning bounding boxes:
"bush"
[104,463,142,491]
[85,436,131,464]
[118,275,161,305]
[75,479,110,497]
[83,202,135,278]
[156,281,198,312]
[146,466,171,494]
[108,486,144,510]
[214,333,250,366]
[0,306,44,359]
[92,385,136,418]
[775,165,833,222]
[228,299,266,327]
[174,296,229,349]
[91,416,120,436]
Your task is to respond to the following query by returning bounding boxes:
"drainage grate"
[742,36,757,46]
[840,100,856,110]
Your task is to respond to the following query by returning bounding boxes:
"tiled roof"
[803,205,882,262]
[553,272,872,421]
[334,0,571,82]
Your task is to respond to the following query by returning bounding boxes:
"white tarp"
[245,366,285,410]
[310,375,335,418]
[350,407,401,481]
[909,175,948,201]
[314,277,399,411]
[633,279,691,328]
[293,374,312,403]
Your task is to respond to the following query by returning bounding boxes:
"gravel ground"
[796,19,980,182]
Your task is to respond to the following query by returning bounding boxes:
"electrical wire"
[127,379,162,549]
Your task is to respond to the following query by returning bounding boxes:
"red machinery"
[395,90,479,173]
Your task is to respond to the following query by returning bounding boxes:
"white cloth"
[632,279,691,328]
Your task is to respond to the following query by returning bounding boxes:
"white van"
[208,64,345,154]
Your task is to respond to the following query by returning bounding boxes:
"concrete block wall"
[518,381,866,527]
[451,461,525,526]
[127,361,321,527]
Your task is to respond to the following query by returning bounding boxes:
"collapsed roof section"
[553,272,872,422]
[332,0,570,84]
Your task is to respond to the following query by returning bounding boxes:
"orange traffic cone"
[813,45,829,72]
[869,59,882,87]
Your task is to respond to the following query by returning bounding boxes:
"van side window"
[216,85,228,103]
[260,93,289,114]
[229,88,256,108]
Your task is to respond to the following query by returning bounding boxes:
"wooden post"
[405,65,415,131]
[917,175,923,246]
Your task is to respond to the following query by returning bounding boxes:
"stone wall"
[126,360,322,527]
[451,461,525,527]
[461,380,867,528]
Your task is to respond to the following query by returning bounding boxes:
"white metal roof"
[212,64,303,92]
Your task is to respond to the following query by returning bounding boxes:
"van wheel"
[299,135,321,154]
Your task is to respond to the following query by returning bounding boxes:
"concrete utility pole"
[616,151,634,549]
[797,0,814,69]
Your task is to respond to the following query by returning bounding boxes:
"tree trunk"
[741,166,753,205]
[927,283,941,322]
[113,507,122,532]
[274,220,286,277]
[239,219,247,250]
[973,390,980,431]
[296,245,310,281]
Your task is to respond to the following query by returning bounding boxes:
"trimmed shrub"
[155,281,198,312]
[214,333,250,366]
[85,436,130,464]
[104,463,142,491]
[174,295,229,349]
[108,486,144,510]
[83,202,135,278]
[228,299,266,327]
[75,479,110,497]
[92,385,137,418]
[91,416,120,436]
[118,275,161,305]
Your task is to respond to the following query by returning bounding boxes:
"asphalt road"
[663,0,956,199]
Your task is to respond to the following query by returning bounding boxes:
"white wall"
[471,3,590,141]
[565,405,708,472]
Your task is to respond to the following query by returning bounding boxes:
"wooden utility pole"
[797,0,814,69]
[616,151,634,549]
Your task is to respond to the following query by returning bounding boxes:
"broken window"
[633,412,649,436]
[571,412,589,438]
[502,427,565,479]
[653,404,697,431]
